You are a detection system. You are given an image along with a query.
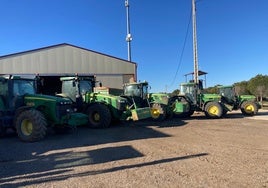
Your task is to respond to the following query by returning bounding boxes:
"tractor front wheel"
[204,102,223,119]
[87,103,111,128]
[151,103,167,121]
[15,109,47,142]
[241,101,258,116]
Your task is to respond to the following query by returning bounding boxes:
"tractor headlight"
[118,99,125,103]
[60,101,72,105]
[117,99,128,111]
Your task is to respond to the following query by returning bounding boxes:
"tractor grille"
[117,99,128,111]
[56,104,73,119]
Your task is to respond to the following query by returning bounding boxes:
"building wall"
[0,44,136,89]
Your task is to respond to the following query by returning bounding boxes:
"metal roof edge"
[0,43,137,65]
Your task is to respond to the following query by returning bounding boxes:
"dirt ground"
[0,110,267,188]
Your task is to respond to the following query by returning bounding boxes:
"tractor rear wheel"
[87,103,111,128]
[241,101,258,116]
[151,103,167,121]
[15,109,47,142]
[204,102,223,118]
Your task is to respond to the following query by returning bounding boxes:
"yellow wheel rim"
[93,113,100,122]
[21,119,33,136]
[208,105,219,116]
[245,104,254,113]
[151,108,160,119]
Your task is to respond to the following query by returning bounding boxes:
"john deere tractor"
[58,76,152,128]
[0,75,88,142]
[171,81,224,118]
[123,81,188,121]
[218,85,260,116]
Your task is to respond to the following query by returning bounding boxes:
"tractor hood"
[201,93,221,102]
[239,95,256,101]
[24,94,73,106]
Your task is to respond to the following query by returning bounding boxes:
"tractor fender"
[15,105,47,120]
[86,102,112,115]
[86,101,109,108]
[15,106,32,116]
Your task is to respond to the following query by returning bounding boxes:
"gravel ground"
[0,110,267,188]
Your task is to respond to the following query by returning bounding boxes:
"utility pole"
[192,0,199,84]
[192,0,199,105]
[125,0,132,62]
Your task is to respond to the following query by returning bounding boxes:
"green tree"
[170,89,180,97]
[247,74,268,101]
[234,81,250,95]
[203,85,219,94]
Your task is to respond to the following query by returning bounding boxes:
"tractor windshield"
[180,84,195,102]
[79,80,93,95]
[13,80,35,96]
[124,83,149,99]
[62,80,77,101]
[142,84,149,96]
[124,84,141,97]
[62,78,94,101]
[219,86,234,100]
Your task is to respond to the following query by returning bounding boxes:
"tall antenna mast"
[125,0,132,62]
[192,0,199,84]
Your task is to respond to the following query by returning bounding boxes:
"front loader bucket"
[131,107,152,121]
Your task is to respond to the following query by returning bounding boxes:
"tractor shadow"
[119,118,188,128]
[0,118,190,188]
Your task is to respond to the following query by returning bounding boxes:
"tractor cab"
[180,80,206,102]
[218,85,236,104]
[60,76,96,102]
[123,81,150,108]
[0,76,36,110]
[180,82,197,103]
[123,81,149,100]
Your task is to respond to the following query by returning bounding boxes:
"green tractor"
[171,81,224,118]
[0,75,88,142]
[218,85,260,116]
[59,76,152,128]
[123,81,188,121]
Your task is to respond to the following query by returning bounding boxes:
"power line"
[169,7,192,88]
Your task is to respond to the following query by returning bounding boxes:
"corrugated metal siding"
[96,75,124,89]
[0,44,136,89]
[0,44,136,75]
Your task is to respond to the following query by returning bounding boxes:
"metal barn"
[0,43,137,91]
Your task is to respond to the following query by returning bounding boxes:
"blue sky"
[0,0,267,93]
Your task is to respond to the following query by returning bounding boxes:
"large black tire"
[204,102,223,119]
[222,108,228,117]
[241,101,258,116]
[151,103,167,121]
[15,109,47,142]
[87,103,111,128]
